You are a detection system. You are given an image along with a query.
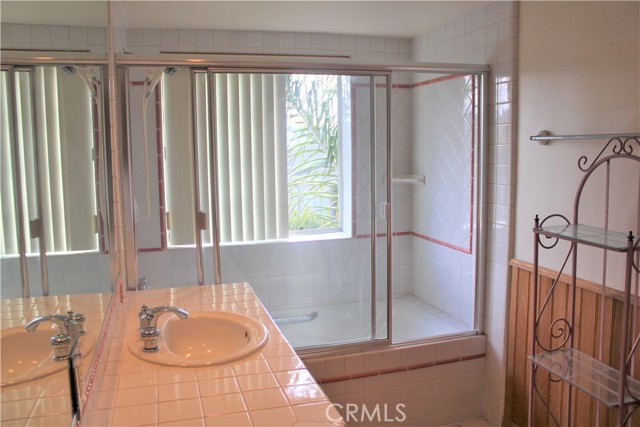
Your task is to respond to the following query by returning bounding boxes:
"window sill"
[167,231,353,250]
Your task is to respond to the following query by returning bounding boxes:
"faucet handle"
[67,310,86,335]
[137,305,189,353]
[50,333,72,360]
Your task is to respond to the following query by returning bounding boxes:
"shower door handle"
[379,203,390,220]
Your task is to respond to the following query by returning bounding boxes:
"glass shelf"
[535,224,639,252]
[529,349,640,408]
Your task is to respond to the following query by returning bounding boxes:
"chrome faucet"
[138,304,189,352]
[25,314,75,360]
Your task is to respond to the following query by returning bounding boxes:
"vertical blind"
[163,71,289,245]
[0,67,98,255]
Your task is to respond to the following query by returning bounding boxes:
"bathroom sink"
[1,324,95,387]
[128,311,269,367]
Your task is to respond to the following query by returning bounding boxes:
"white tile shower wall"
[411,76,474,251]
[1,23,107,53]
[412,1,518,424]
[0,253,111,298]
[411,238,475,330]
[137,236,410,310]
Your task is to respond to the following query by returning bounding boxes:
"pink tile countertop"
[1,292,111,427]
[90,283,344,426]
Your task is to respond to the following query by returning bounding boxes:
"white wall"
[515,2,640,288]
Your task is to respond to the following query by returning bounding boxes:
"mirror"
[0,2,111,426]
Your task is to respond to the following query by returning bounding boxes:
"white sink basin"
[128,311,269,367]
[1,324,95,387]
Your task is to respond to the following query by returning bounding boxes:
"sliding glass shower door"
[389,70,484,342]
[138,66,391,348]
[209,71,390,348]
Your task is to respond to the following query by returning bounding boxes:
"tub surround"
[0,292,111,426]
[303,334,486,425]
[83,283,343,426]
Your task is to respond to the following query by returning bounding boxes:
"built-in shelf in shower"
[392,174,425,185]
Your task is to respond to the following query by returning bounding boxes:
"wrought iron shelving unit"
[528,134,640,426]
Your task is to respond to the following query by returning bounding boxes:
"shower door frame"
[206,66,393,346]
[117,54,490,351]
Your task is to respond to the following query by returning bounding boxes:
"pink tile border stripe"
[82,277,123,415]
[317,352,485,384]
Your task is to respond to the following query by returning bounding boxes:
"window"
[162,71,351,246]
[0,67,101,256]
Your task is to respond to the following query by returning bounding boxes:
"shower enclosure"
[390,70,483,342]
[122,57,487,350]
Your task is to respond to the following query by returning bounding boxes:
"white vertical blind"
[212,73,289,243]
[238,74,254,241]
[1,67,98,255]
[163,69,196,246]
[37,68,67,251]
[164,71,288,245]
[214,74,231,243]
[1,71,18,255]
[226,74,243,242]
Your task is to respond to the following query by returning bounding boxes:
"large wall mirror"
[0,2,112,426]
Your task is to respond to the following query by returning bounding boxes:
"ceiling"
[1,1,489,39]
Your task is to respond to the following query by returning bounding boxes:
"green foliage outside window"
[286,75,340,231]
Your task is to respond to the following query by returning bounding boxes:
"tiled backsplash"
[137,236,411,309]
[1,253,112,299]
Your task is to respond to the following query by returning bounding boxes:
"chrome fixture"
[25,312,84,360]
[530,130,640,145]
[138,305,189,353]
[66,310,86,336]
[274,311,319,325]
[137,277,149,291]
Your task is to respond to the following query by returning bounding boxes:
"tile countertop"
[91,283,344,426]
[1,292,111,427]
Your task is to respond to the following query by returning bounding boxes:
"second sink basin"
[128,311,269,367]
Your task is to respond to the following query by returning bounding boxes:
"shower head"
[164,67,178,76]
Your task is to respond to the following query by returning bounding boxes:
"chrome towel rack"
[531,130,640,145]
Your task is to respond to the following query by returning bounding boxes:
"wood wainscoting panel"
[504,259,640,427]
